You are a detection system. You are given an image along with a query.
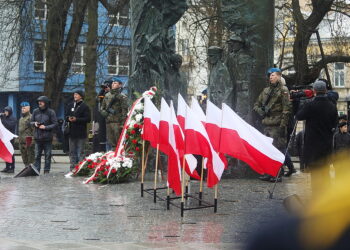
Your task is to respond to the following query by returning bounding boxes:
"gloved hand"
[256,107,266,118]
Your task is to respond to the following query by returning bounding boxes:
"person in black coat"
[31,96,58,174]
[65,91,91,171]
[296,81,338,193]
[334,122,350,153]
[0,106,17,173]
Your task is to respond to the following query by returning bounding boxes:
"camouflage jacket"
[18,112,34,143]
[100,88,128,124]
[253,82,291,127]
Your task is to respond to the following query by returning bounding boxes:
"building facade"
[0,0,130,119]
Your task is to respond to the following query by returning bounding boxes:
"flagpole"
[214,184,218,213]
[141,140,145,197]
[167,186,170,210]
[181,156,186,217]
[199,159,205,206]
[153,144,160,203]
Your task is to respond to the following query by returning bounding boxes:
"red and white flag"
[0,120,17,163]
[177,94,187,131]
[219,103,284,177]
[159,98,182,195]
[169,102,200,180]
[205,100,228,169]
[142,97,160,148]
[191,96,206,124]
[185,106,225,187]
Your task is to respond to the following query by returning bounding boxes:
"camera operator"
[92,80,112,152]
[295,80,338,194]
[254,68,296,182]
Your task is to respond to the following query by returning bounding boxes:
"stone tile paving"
[0,159,310,249]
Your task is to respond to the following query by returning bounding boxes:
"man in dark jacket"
[334,122,350,153]
[65,91,91,171]
[296,81,338,192]
[31,96,58,174]
[0,106,17,173]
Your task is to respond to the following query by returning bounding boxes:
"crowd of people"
[0,69,348,191]
[0,77,127,174]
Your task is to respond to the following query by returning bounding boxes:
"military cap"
[20,101,30,107]
[208,46,223,55]
[267,67,281,75]
[227,34,243,43]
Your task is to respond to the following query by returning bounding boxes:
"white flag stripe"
[191,96,206,122]
[144,97,160,128]
[221,103,284,163]
[206,100,222,125]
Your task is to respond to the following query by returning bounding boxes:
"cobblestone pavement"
[0,157,310,249]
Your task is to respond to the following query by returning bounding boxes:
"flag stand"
[181,157,186,217]
[199,160,205,206]
[153,144,160,203]
[214,184,218,213]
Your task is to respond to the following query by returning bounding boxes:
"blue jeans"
[69,138,86,169]
[34,141,52,172]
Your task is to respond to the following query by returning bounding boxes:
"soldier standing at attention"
[100,78,128,150]
[254,68,295,182]
[18,102,35,168]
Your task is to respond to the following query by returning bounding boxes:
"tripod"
[268,120,298,199]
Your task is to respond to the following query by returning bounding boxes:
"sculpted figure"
[226,34,254,120]
[207,46,232,107]
[164,54,187,104]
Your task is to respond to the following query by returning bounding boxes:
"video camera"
[289,85,314,100]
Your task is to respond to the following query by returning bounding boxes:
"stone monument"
[130,0,188,97]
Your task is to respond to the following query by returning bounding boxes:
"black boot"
[259,174,272,181]
[270,177,282,182]
[0,168,9,173]
[284,168,297,177]
[44,170,50,174]
[6,168,14,173]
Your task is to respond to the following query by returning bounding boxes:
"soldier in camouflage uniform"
[18,102,35,167]
[254,69,295,181]
[100,79,128,150]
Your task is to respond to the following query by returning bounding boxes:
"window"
[179,39,190,56]
[108,5,129,26]
[34,0,47,20]
[34,42,45,72]
[71,44,86,74]
[334,62,345,87]
[108,46,129,76]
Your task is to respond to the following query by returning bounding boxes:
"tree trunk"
[85,0,98,110]
[44,0,88,110]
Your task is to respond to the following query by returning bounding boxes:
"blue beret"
[20,101,30,107]
[267,68,281,75]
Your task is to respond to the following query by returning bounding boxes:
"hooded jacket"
[31,96,58,141]
[1,106,17,134]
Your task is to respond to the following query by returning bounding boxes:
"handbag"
[63,121,70,135]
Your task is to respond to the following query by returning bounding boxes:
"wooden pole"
[153,144,160,203]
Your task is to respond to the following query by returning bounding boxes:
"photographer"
[295,81,338,193]
[0,106,17,173]
[65,91,91,171]
[254,68,296,182]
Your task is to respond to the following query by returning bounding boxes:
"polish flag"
[191,96,206,124]
[177,94,187,130]
[205,100,228,169]
[142,97,160,148]
[185,106,225,187]
[0,120,17,163]
[219,104,284,177]
[159,98,182,195]
[169,102,200,180]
